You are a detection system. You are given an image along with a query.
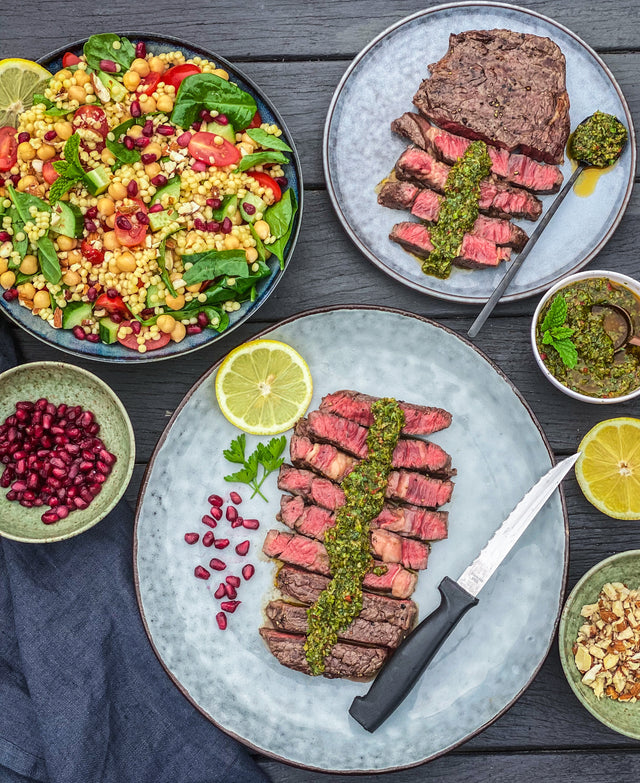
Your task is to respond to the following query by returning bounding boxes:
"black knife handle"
[349,576,479,732]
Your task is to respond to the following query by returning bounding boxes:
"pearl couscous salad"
[0,34,298,353]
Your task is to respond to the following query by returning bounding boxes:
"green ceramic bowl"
[559,550,640,739]
[0,362,135,543]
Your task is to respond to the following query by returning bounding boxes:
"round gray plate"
[324,2,636,303]
[134,306,568,773]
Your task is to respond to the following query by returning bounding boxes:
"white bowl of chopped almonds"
[559,550,640,738]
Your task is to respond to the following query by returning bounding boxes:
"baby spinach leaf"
[171,73,257,131]
[7,207,27,266]
[32,94,69,117]
[249,225,267,263]
[245,128,292,152]
[106,118,141,165]
[37,236,62,284]
[7,184,51,223]
[182,250,250,286]
[237,150,289,172]
[264,189,298,267]
[84,34,136,72]
[157,232,179,297]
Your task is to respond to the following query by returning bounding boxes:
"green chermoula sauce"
[569,111,627,168]
[536,278,640,398]
[422,140,493,279]
[304,399,405,675]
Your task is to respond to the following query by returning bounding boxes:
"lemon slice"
[0,58,52,127]
[576,418,640,520]
[215,339,313,435]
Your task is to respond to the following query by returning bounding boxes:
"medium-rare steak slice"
[278,494,431,570]
[319,390,451,435]
[390,222,511,269]
[396,147,543,221]
[265,600,411,648]
[391,112,563,193]
[378,182,528,251]
[371,503,448,541]
[412,29,570,165]
[305,410,453,476]
[276,566,418,629]
[278,464,345,510]
[262,529,418,598]
[387,469,453,508]
[259,628,388,679]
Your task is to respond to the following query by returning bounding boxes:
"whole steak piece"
[413,29,570,165]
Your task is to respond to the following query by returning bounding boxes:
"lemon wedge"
[0,58,52,127]
[215,339,313,435]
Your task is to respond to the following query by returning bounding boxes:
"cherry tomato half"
[188,132,241,167]
[42,159,60,185]
[0,126,17,173]
[95,293,131,318]
[62,52,81,67]
[247,110,262,130]
[117,321,171,351]
[114,199,148,247]
[162,64,201,91]
[73,105,109,139]
[81,239,105,266]
[140,71,161,96]
[248,170,282,202]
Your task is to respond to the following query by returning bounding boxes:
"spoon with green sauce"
[593,303,640,350]
[468,112,628,340]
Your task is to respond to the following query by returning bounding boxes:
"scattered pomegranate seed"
[230,491,243,504]
[201,514,217,528]
[209,558,226,571]
[123,136,135,150]
[216,114,229,126]
[226,505,238,522]
[242,518,260,530]
[210,506,223,520]
[221,601,240,613]
[216,612,227,630]
[208,494,223,507]
[214,583,226,599]
[214,538,229,549]
[44,129,57,142]
[242,564,255,581]
[192,160,207,172]
[184,532,199,544]
[226,575,241,588]
[235,540,250,556]
[224,583,237,599]
[202,530,215,547]
[194,566,210,580]
[231,517,243,528]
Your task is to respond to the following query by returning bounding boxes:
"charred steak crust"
[412,29,570,165]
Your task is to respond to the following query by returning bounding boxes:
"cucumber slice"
[98,317,120,344]
[50,201,84,238]
[150,176,181,209]
[62,301,92,330]
[84,165,111,196]
[206,121,236,144]
[239,192,267,224]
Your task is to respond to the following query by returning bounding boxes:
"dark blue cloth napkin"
[0,322,269,783]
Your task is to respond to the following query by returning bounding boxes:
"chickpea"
[130,58,151,77]
[0,271,15,288]
[56,235,76,251]
[17,141,36,161]
[101,148,116,166]
[212,68,229,80]
[17,175,37,192]
[53,121,73,140]
[108,181,127,200]
[74,69,91,86]
[33,290,51,310]
[108,257,120,274]
[145,141,162,159]
[123,70,141,91]
[245,247,259,263]
[17,282,36,300]
[62,270,81,286]
[0,258,8,274]
[105,214,116,229]
[67,85,87,104]
[128,124,144,139]
[224,235,240,250]
[116,251,137,272]
[253,220,270,241]
[148,56,165,73]
[103,231,120,251]
[185,283,201,293]
[66,249,83,266]
[37,144,56,161]
[139,94,156,113]
[97,196,115,216]
[170,321,186,343]
[144,162,161,178]
[19,254,38,275]
[157,314,176,333]
[156,95,174,113]
[56,69,72,81]
[164,292,185,310]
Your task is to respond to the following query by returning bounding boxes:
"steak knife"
[349,452,580,732]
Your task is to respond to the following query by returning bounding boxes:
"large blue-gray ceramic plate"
[324,2,635,303]
[134,306,568,773]
[1,34,302,363]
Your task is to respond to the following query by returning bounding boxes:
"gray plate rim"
[322,1,636,304]
[133,304,569,774]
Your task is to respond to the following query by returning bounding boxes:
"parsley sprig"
[50,133,86,203]
[540,293,578,369]
[223,434,287,501]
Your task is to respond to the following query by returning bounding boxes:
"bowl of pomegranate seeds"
[0,361,135,542]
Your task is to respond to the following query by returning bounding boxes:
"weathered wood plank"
[1,1,639,60]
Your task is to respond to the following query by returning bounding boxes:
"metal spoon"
[467,114,627,340]
[592,303,640,350]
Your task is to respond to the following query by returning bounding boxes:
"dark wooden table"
[2,1,639,780]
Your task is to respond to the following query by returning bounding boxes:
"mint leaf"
[542,331,555,345]
[552,338,579,369]
[550,325,575,340]
[48,176,78,204]
[541,293,567,332]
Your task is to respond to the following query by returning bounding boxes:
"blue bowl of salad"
[0,32,302,362]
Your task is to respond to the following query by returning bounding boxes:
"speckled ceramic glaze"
[135,306,568,773]
[0,34,302,363]
[324,2,635,303]
[0,362,135,543]
[559,551,640,739]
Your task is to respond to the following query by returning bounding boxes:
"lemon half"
[0,58,52,127]
[215,339,313,435]
[576,418,640,520]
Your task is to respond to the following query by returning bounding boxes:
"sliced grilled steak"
[265,600,411,648]
[378,182,528,251]
[412,29,570,165]
[276,566,418,629]
[320,390,452,435]
[278,495,430,570]
[278,464,345,510]
[390,221,511,270]
[259,628,388,679]
[262,530,418,598]
[396,147,543,221]
[371,503,448,541]
[391,112,563,193]
[387,469,453,508]
[290,425,357,483]
[306,409,453,475]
